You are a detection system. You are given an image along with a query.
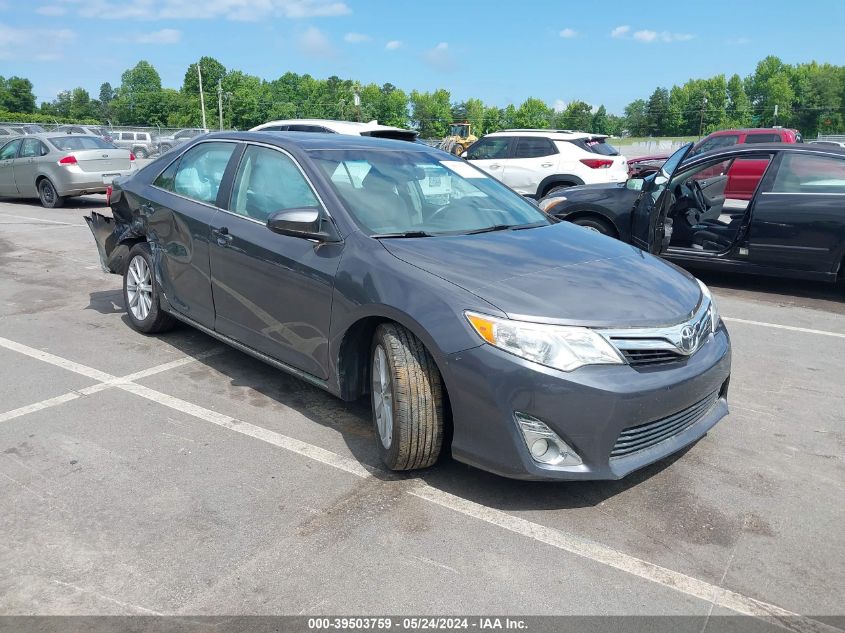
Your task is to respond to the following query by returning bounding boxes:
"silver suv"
[111,131,156,158]
[156,128,208,153]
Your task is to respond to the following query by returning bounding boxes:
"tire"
[134,147,149,159]
[160,144,172,153]
[123,243,176,334]
[573,215,615,237]
[37,178,65,209]
[370,323,444,471]
[544,184,574,197]
[452,144,465,156]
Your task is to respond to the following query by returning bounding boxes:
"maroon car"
[628,128,803,179]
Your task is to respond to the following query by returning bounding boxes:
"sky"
[1,0,845,115]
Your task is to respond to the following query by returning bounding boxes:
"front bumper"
[443,324,731,481]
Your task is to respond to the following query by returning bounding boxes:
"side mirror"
[654,174,668,187]
[266,207,339,242]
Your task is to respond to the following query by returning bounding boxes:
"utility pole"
[196,63,207,130]
[698,96,708,139]
[217,79,224,130]
[354,89,361,123]
[773,104,779,127]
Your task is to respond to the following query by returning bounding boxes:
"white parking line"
[0,213,86,227]
[723,317,845,339]
[0,335,838,632]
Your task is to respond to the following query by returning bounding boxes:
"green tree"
[624,99,649,136]
[645,87,670,135]
[514,97,552,128]
[555,100,592,131]
[1,76,36,113]
[410,89,451,138]
[591,105,610,134]
[725,73,751,128]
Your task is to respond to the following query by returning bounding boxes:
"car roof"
[689,141,845,163]
[485,129,605,140]
[204,130,443,153]
[706,127,799,136]
[250,118,416,135]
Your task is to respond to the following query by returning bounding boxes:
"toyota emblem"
[679,325,697,354]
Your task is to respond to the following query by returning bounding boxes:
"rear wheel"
[452,143,465,156]
[37,178,64,208]
[134,147,149,159]
[371,323,444,471]
[573,215,615,237]
[123,243,176,334]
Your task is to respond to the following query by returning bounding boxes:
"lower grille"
[610,390,720,458]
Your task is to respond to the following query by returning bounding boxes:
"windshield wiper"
[372,230,435,239]
[464,224,515,235]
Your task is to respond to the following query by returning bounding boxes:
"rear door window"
[770,153,845,194]
[20,138,45,158]
[694,135,740,155]
[513,137,557,159]
[172,142,237,205]
[466,137,510,160]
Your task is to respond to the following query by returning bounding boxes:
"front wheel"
[371,323,444,471]
[123,243,176,334]
[452,144,465,156]
[573,216,615,236]
[38,179,65,208]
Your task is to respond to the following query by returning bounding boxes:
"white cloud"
[423,41,455,72]
[611,25,630,38]
[633,29,694,43]
[559,28,577,39]
[56,0,351,21]
[343,32,370,43]
[36,4,68,15]
[298,25,334,57]
[0,23,75,60]
[385,39,402,50]
[553,99,566,112]
[633,29,657,42]
[135,28,181,44]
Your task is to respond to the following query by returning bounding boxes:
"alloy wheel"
[126,255,153,322]
[372,344,394,449]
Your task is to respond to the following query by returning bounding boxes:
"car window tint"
[20,138,42,158]
[513,137,556,159]
[230,145,319,221]
[173,142,236,205]
[0,139,21,159]
[770,153,845,194]
[48,136,114,151]
[153,158,181,192]
[745,134,780,144]
[695,135,739,154]
[466,137,510,160]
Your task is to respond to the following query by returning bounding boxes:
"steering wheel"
[690,179,709,213]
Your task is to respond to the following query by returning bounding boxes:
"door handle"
[541,163,553,168]
[489,164,501,169]
[212,226,232,247]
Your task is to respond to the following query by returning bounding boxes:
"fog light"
[514,412,582,467]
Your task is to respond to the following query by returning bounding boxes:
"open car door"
[630,142,694,254]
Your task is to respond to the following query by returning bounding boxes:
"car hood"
[380,223,702,328]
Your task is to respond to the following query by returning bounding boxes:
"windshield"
[49,136,117,151]
[584,138,619,156]
[450,124,469,136]
[308,148,551,236]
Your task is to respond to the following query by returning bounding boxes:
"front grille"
[610,390,720,458]
[619,348,686,367]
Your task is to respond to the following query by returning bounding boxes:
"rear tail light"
[129,153,136,161]
[580,158,613,169]
[58,155,77,166]
[105,185,112,205]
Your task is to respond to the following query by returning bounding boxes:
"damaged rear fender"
[85,211,148,275]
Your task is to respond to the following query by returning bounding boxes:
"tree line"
[2,55,843,138]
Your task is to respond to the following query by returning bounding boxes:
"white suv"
[464,130,628,197]
[250,118,418,142]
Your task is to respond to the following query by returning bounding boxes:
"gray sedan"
[0,133,137,208]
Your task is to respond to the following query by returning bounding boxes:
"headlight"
[696,279,720,333]
[538,196,566,213]
[465,311,623,372]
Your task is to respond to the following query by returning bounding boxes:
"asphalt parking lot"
[0,196,843,630]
